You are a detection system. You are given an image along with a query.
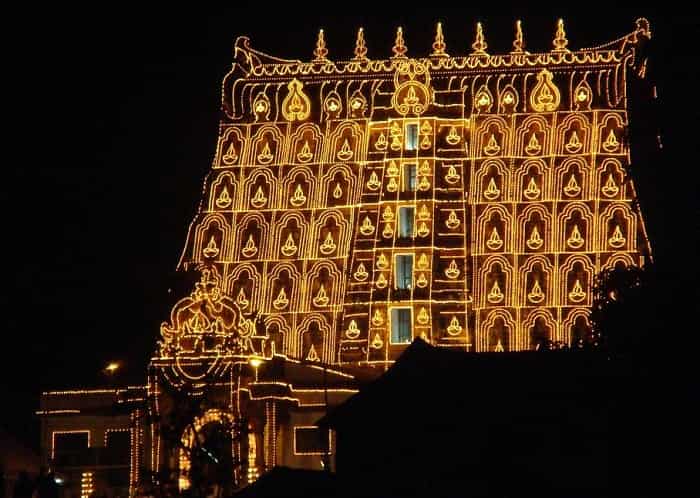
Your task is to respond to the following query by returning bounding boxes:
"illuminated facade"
[40,18,654,495]
[177,19,652,364]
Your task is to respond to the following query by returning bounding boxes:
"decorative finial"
[313,29,329,62]
[511,20,524,53]
[552,19,569,52]
[471,22,488,56]
[431,22,449,57]
[392,27,407,58]
[353,27,368,61]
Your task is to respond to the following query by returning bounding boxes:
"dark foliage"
[589,264,658,357]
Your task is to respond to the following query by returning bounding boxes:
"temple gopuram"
[39,18,653,496]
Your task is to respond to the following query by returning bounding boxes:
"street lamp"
[104,361,120,374]
[249,357,263,381]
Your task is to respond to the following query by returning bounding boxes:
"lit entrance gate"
[178,409,255,492]
[179,409,234,492]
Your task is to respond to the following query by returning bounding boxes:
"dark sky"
[4,6,698,449]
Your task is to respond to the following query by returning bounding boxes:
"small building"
[37,387,143,498]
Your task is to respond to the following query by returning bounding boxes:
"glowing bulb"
[104,362,120,373]
[249,358,263,368]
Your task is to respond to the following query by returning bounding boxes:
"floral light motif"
[222,143,238,165]
[353,263,368,281]
[484,134,501,155]
[281,79,311,121]
[488,280,504,303]
[280,234,298,256]
[345,320,360,339]
[523,177,540,200]
[203,237,220,258]
[527,226,544,250]
[528,280,545,303]
[297,141,313,162]
[608,225,626,248]
[446,316,463,336]
[215,187,232,208]
[568,280,586,302]
[273,288,289,310]
[565,131,583,153]
[530,68,560,112]
[602,174,619,197]
[444,260,460,279]
[445,210,460,229]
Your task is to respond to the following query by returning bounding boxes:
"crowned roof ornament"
[471,22,488,56]
[353,27,369,61]
[392,27,408,58]
[431,22,449,57]
[552,19,570,53]
[313,29,329,62]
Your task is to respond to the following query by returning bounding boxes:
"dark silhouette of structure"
[319,339,652,498]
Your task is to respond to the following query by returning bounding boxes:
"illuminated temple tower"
[39,18,655,496]
[175,19,652,364]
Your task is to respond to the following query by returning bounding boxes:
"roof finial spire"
[313,29,329,62]
[471,22,488,56]
[392,27,407,58]
[552,18,570,52]
[511,20,525,53]
[353,27,368,61]
[431,22,449,57]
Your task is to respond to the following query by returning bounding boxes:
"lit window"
[405,123,418,150]
[402,163,417,191]
[398,206,415,238]
[395,254,413,290]
[391,308,412,343]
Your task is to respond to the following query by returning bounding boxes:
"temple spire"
[392,27,407,58]
[313,29,329,62]
[353,27,368,61]
[431,22,449,57]
[552,18,570,52]
[511,20,525,54]
[471,22,488,56]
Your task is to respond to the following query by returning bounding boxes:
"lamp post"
[102,361,121,389]
[249,357,262,382]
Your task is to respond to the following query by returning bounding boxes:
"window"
[294,426,329,455]
[105,431,130,465]
[52,431,89,466]
[398,206,415,238]
[405,123,418,150]
[391,308,412,343]
[395,254,414,290]
[402,163,417,192]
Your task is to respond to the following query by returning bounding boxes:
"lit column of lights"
[80,472,93,498]
[247,431,259,483]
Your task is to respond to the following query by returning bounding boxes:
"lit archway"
[179,409,235,492]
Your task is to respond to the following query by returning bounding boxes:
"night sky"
[4,6,697,449]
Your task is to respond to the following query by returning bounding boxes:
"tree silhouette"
[589,263,657,357]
